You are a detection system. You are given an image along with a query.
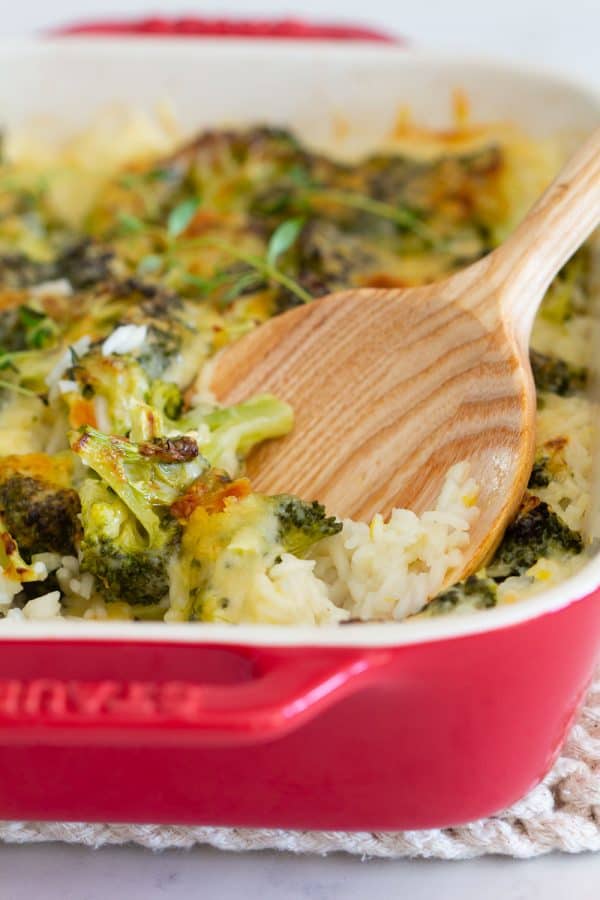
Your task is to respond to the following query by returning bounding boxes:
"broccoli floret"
[425,575,498,616]
[486,493,583,579]
[147,379,184,421]
[0,474,81,561]
[273,495,342,556]
[96,280,184,379]
[360,145,502,210]
[0,239,115,291]
[66,351,156,438]
[278,219,378,310]
[0,453,81,562]
[169,126,308,193]
[540,248,591,324]
[83,538,173,605]
[172,469,341,552]
[73,428,206,606]
[275,217,415,312]
[109,277,183,319]
[180,394,294,475]
[170,471,341,622]
[0,253,56,291]
[55,239,116,289]
[528,455,551,489]
[530,349,587,397]
[71,426,208,545]
[87,126,309,243]
[79,478,177,606]
[58,276,190,388]
[0,511,47,590]
[135,323,182,380]
[170,485,276,621]
[67,352,292,471]
[528,438,569,490]
[65,349,187,439]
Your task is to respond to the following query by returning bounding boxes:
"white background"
[1,1,599,897]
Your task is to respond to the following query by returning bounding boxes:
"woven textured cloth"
[1,668,599,859]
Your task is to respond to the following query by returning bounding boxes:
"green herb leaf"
[221,271,264,305]
[137,254,163,276]
[288,165,313,188]
[0,353,17,373]
[18,306,58,350]
[199,237,312,305]
[266,218,304,267]
[0,378,42,399]
[18,306,46,328]
[116,212,146,235]
[29,327,55,350]
[179,271,231,296]
[148,166,177,183]
[119,167,176,190]
[167,197,201,239]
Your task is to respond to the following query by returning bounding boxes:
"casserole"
[0,37,599,830]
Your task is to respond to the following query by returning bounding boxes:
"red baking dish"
[53,15,398,43]
[0,38,599,830]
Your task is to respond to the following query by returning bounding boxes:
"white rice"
[92,395,112,433]
[45,335,92,392]
[102,324,148,356]
[0,574,26,611]
[532,394,592,532]
[0,463,480,626]
[57,379,78,395]
[311,462,479,620]
[532,317,592,367]
[22,591,62,620]
[239,553,349,626]
[30,278,73,298]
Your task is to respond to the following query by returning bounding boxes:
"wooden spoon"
[212,129,600,577]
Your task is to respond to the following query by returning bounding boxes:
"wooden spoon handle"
[494,126,600,344]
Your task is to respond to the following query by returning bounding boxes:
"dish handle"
[0,649,392,747]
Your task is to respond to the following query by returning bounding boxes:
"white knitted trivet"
[1,668,599,860]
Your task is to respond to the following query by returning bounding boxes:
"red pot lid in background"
[52,16,400,43]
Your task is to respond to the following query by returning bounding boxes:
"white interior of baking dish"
[0,38,598,647]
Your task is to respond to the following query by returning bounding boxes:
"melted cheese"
[0,395,51,456]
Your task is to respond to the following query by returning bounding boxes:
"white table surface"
[1,1,599,897]
[2,842,600,899]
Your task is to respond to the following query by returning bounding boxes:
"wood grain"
[213,127,600,578]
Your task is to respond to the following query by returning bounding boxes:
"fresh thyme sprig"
[127,193,310,304]
[0,378,42,399]
[171,217,311,305]
[204,236,311,305]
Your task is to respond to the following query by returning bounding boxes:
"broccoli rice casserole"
[0,108,594,625]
